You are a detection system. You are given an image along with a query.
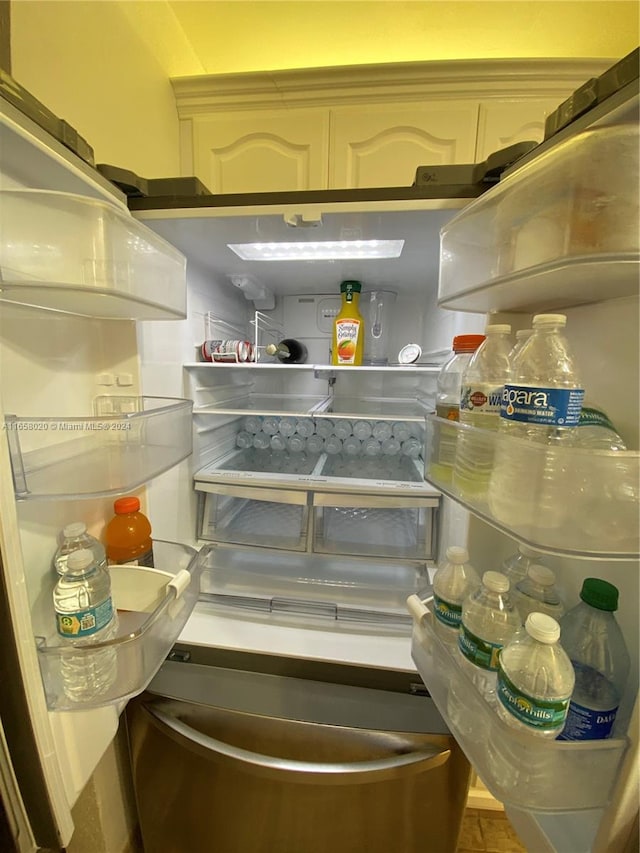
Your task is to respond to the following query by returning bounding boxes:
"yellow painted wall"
[10,1,187,177]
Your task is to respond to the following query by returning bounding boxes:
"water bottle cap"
[525,612,560,644]
[516,329,533,340]
[483,571,510,593]
[452,334,485,353]
[485,324,511,334]
[114,496,140,514]
[63,522,87,538]
[527,564,556,586]
[66,549,94,571]
[445,546,470,564]
[532,313,567,327]
[580,578,619,611]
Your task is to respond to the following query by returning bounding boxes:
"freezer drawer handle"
[144,702,451,785]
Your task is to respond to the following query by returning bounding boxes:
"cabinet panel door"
[475,99,561,162]
[329,102,479,189]
[191,110,330,193]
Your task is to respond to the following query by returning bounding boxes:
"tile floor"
[458,809,527,853]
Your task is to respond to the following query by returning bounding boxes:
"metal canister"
[201,340,253,363]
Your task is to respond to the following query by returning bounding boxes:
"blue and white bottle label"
[56,598,114,638]
[500,385,584,426]
[558,701,618,741]
[433,594,462,629]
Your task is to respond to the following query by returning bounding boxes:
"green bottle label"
[458,623,502,671]
[578,406,616,432]
[433,594,462,629]
[497,666,570,730]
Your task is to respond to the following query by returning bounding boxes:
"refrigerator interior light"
[227,240,405,261]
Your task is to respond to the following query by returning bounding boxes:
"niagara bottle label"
[497,666,569,730]
[335,319,361,365]
[458,623,502,671]
[433,594,462,629]
[500,385,584,426]
[56,598,114,638]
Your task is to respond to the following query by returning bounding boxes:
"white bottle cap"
[446,546,470,564]
[485,324,511,334]
[527,564,556,586]
[63,522,87,538]
[525,612,560,644]
[66,549,94,571]
[483,571,510,593]
[532,313,567,327]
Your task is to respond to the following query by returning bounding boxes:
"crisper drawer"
[312,493,438,561]
[199,484,309,551]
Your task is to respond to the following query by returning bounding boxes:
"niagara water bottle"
[53,522,107,575]
[496,612,574,738]
[453,324,512,500]
[512,564,566,623]
[458,571,520,702]
[558,579,630,741]
[429,334,485,483]
[53,548,118,702]
[488,314,584,530]
[432,546,480,646]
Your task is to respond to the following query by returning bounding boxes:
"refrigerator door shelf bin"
[424,415,639,559]
[36,540,205,711]
[439,121,639,314]
[0,189,187,320]
[5,396,193,500]
[409,597,628,813]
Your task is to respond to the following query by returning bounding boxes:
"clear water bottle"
[325,435,343,455]
[453,324,512,500]
[353,420,373,441]
[333,420,352,441]
[252,431,271,450]
[278,417,297,438]
[262,416,280,435]
[53,548,118,702]
[392,421,411,443]
[236,430,253,450]
[488,314,584,530]
[296,418,315,438]
[372,421,392,442]
[432,546,480,646]
[53,522,107,575]
[458,571,520,702]
[243,415,262,434]
[401,437,422,459]
[558,579,630,741]
[508,328,533,362]
[343,436,362,456]
[501,543,548,585]
[381,437,401,456]
[496,612,574,738]
[430,334,485,483]
[575,400,627,450]
[270,433,287,452]
[315,419,334,439]
[306,434,325,455]
[363,438,382,456]
[288,435,306,453]
[513,564,565,622]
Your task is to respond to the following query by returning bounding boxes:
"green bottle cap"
[580,578,619,611]
[340,280,362,294]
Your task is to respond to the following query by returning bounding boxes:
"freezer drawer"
[198,483,310,551]
[127,662,471,853]
[313,493,438,561]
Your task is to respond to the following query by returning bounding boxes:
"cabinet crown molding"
[172,58,614,115]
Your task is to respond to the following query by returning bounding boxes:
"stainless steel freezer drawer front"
[127,694,470,853]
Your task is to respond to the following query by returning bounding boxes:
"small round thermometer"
[398,343,422,364]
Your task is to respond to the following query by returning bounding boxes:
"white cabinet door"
[329,102,479,189]
[190,110,330,193]
[475,99,561,162]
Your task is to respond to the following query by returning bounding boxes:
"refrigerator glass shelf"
[439,121,639,314]
[324,396,431,421]
[36,541,206,711]
[409,598,629,813]
[5,397,193,500]
[0,189,187,319]
[425,415,639,559]
[194,394,331,417]
[198,544,428,632]
[184,363,440,374]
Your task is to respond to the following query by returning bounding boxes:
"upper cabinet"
[172,60,611,193]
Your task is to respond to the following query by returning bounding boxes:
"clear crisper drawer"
[6,396,193,500]
[37,541,205,711]
[408,597,628,812]
[198,484,309,551]
[439,123,639,313]
[0,190,187,319]
[313,493,438,561]
[425,415,639,558]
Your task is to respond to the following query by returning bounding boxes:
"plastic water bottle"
[488,314,584,530]
[453,324,512,500]
[512,564,565,622]
[353,420,373,441]
[343,436,361,456]
[315,419,334,439]
[381,437,401,456]
[325,435,343,455]
[306,434,325,455]
[262,416,280,435]
[243,415,262,434]
[270,433,287,452]
[575,400,627,451]
[53,549,118,702]
[500,543,548,585]
[278,417,297,438]
[53,522,107,575]
[236,430,253,450]
[458,571,520,702]
[363,438,382,456]
[333,420,352,441]
[558,579,630,741]
[432,546,480,645]
[288,434,305,453]
[496,612,575,738]
[401,437,422,459]
[296,418,315,438]
[392,422,411,443]
[430,334,485,483]
[372,421,392,442]
[508,328,533,362]
[252,431,271,450]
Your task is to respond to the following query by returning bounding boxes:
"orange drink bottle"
[332,280,364,366]
[104,496,154,567]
